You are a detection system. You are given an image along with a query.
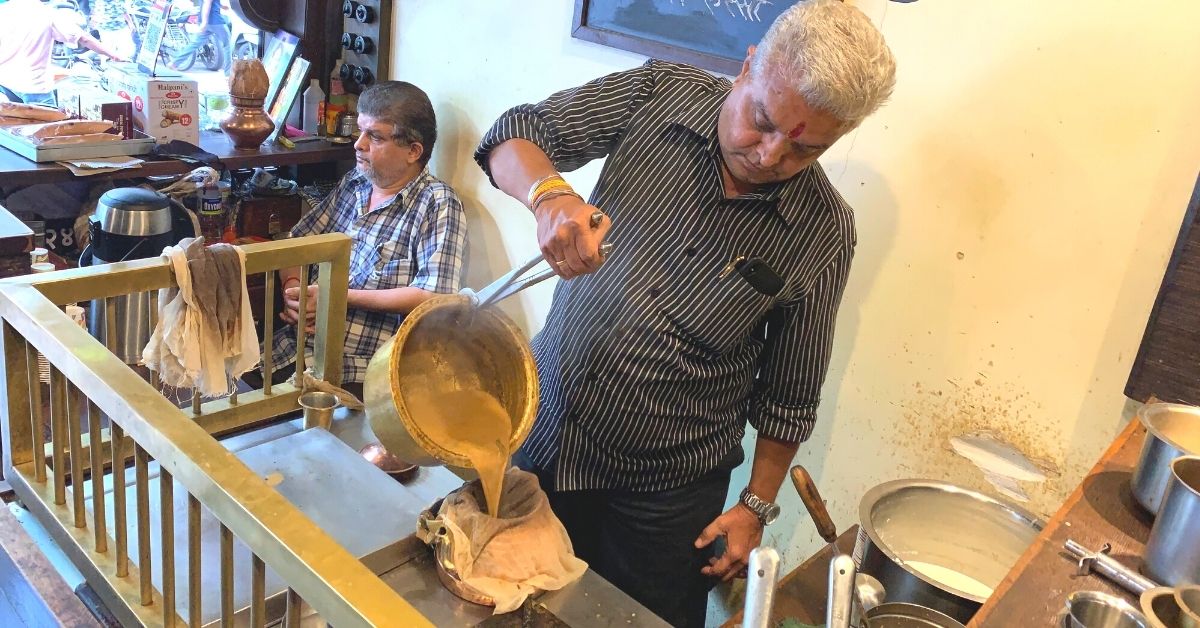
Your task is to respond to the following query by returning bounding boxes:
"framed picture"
[261,30,301,109]
[571,0,791,76]
[267,57,310,140]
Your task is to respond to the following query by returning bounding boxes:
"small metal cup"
[1063,590,1149,628]
[1144,456,1200,586]
[298,391,339,430]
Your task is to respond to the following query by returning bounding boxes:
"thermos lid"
[94,187,173,237]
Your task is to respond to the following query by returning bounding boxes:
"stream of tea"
[411,388,512,516]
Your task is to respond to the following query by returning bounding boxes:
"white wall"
[388,0,1200,622]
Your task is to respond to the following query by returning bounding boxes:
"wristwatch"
[739,487,781,526]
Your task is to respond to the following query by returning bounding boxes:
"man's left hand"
[694,503,762,582]
[282,284,318,333]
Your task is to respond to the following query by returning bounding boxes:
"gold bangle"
[527,174,565,206]
[532,189,583,213]
[531,180,573,205]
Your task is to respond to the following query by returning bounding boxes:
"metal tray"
[0,125,155,162]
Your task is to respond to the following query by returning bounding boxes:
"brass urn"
[221,58,275,149]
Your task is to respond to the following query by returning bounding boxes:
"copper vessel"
[362,295,538,469]
[221,59,275,149]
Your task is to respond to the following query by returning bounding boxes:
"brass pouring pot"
[363,294,538,468]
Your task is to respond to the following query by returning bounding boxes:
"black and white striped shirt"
[475,60,855,492]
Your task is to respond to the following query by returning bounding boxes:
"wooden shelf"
[970,418,1150,626]
[0,131,355,185]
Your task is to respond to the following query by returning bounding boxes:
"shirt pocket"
[658,265,777,357]
[365,241,412,290]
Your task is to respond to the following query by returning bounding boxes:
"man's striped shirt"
[475,60,855,492]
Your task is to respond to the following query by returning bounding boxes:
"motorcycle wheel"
[202,37,226,72]
[171,49,196,72]
[234,40,257,61]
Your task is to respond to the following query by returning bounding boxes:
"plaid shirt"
[271,167,467,383]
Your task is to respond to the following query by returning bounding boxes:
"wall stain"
[896,378,1072,517]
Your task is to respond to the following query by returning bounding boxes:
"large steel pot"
[855,480,1043,624]
[363,295,537,468]
[1131,403,1200,515]
[1143,456,1200,586]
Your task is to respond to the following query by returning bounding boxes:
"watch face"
[763,503,781,525]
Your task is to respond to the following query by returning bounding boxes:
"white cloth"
[142,238,260,397]
[436,469,587,614]
[291,368,364,411]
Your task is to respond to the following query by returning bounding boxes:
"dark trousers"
[516,448,741,628]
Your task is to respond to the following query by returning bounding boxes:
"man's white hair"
[751,0,896,129]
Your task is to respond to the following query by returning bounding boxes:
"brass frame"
[0,234,432,627]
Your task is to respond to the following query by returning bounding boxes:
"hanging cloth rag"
[291,367,365,411]
[142,237,260,397]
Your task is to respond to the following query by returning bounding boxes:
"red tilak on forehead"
[787,122,806,139]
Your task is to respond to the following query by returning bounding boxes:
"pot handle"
[791,465,838,544]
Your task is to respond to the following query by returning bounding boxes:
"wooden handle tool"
[790,465,838,544]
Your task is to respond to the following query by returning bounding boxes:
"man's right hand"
[534,194,611,279]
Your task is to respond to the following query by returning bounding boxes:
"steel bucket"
[363,294,537,468]
[1131,403,1200,515]
[1143,456,1200,586]
[855,479,1044,624]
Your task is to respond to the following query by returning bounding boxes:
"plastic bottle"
[198,184,225,243]
[302,79,327,135]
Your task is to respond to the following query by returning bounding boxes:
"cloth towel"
[142,237,260,397]
[434,469,587,614]
[291,367,364,411]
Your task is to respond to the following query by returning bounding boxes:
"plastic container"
[302,79,326,135]
[197,184,226,243]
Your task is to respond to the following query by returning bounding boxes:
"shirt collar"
[350,165,432,215]
[666,89,809,228]
[667,88,726,144]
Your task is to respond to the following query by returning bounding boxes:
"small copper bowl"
[359,443,418,482]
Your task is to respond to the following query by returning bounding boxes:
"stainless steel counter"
[84,407,667,627]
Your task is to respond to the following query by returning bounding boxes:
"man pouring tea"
[474,1,896,626]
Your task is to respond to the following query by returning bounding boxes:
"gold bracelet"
[531,180,573,205]
[527,174,565,207]
[532,189,583,213]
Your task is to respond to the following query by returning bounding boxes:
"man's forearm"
[487,138,559,210]
[79,33,121,60]
[278,267,302,291]
[745,433,801,503]
[347,286,436,315]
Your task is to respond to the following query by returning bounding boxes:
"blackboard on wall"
[572,0,793,76]
[1126,174,1200,405]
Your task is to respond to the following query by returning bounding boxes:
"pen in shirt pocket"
[719,255,784,297]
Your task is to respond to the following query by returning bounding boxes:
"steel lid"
[93,187,172,236]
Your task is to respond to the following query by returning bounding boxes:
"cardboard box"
[56,80,135,139]
[102,63,199,145]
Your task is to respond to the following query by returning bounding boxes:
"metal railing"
[0,234,432,627]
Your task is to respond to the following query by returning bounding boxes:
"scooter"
[127,0,226,72]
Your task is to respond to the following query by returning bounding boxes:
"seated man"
[262,81,467,397]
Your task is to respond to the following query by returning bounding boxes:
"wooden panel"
[0,504,100,627]
[969,420,1150,626]
[0,131,354,186]
[338,0,391,90]
[1127,174,1200,405]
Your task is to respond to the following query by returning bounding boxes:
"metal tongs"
[462,210,612,309]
